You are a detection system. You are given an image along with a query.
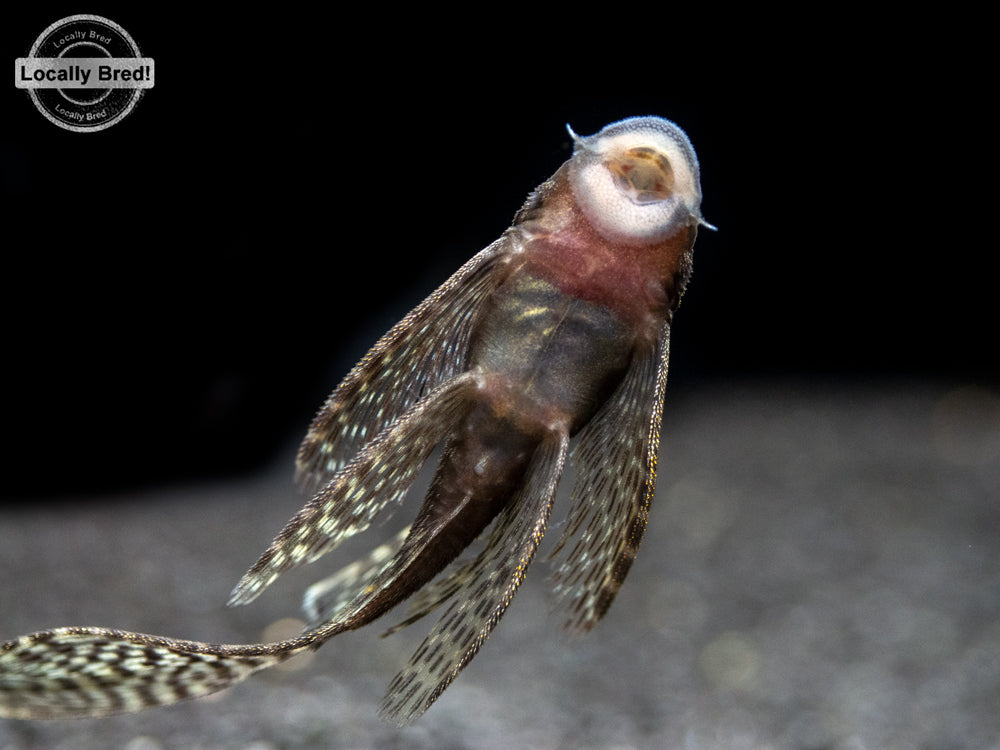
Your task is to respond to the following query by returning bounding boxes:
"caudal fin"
[0,626,309,720]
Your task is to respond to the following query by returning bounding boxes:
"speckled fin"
[295,238,511,496]
[229,372,479,607]
[301,525,411,627]
[302,530,481,636]
[377,556,479,638]
[549,322,669,633]
[378,429,569,725]
[0,627,298,720]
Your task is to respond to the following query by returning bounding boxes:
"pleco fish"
[0,116,714,724]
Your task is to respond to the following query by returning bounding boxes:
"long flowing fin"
[0,627,312,720]
[295,240,510,495]
[379,428,569,725]
[549,323,669,633]
[230,372,478,606]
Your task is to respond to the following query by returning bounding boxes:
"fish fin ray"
[378,429,569,725]
[295,239,512,495]
[229,373,478,606]
[549,322,670,633]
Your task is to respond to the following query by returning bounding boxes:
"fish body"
[0,116,711,723]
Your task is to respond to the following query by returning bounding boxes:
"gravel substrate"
[2,381,998,749]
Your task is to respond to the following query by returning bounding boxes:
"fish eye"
[605,147,674,204]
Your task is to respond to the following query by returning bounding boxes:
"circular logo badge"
[15,14,154,132]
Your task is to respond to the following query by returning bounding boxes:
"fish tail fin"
[0,626,312,720]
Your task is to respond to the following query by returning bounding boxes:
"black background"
[1,8,991,498]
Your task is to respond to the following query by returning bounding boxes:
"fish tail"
[0,626,314,720]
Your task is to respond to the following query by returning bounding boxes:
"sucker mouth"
[606,147,674,204]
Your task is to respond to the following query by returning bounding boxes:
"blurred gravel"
[1,381,998,750]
